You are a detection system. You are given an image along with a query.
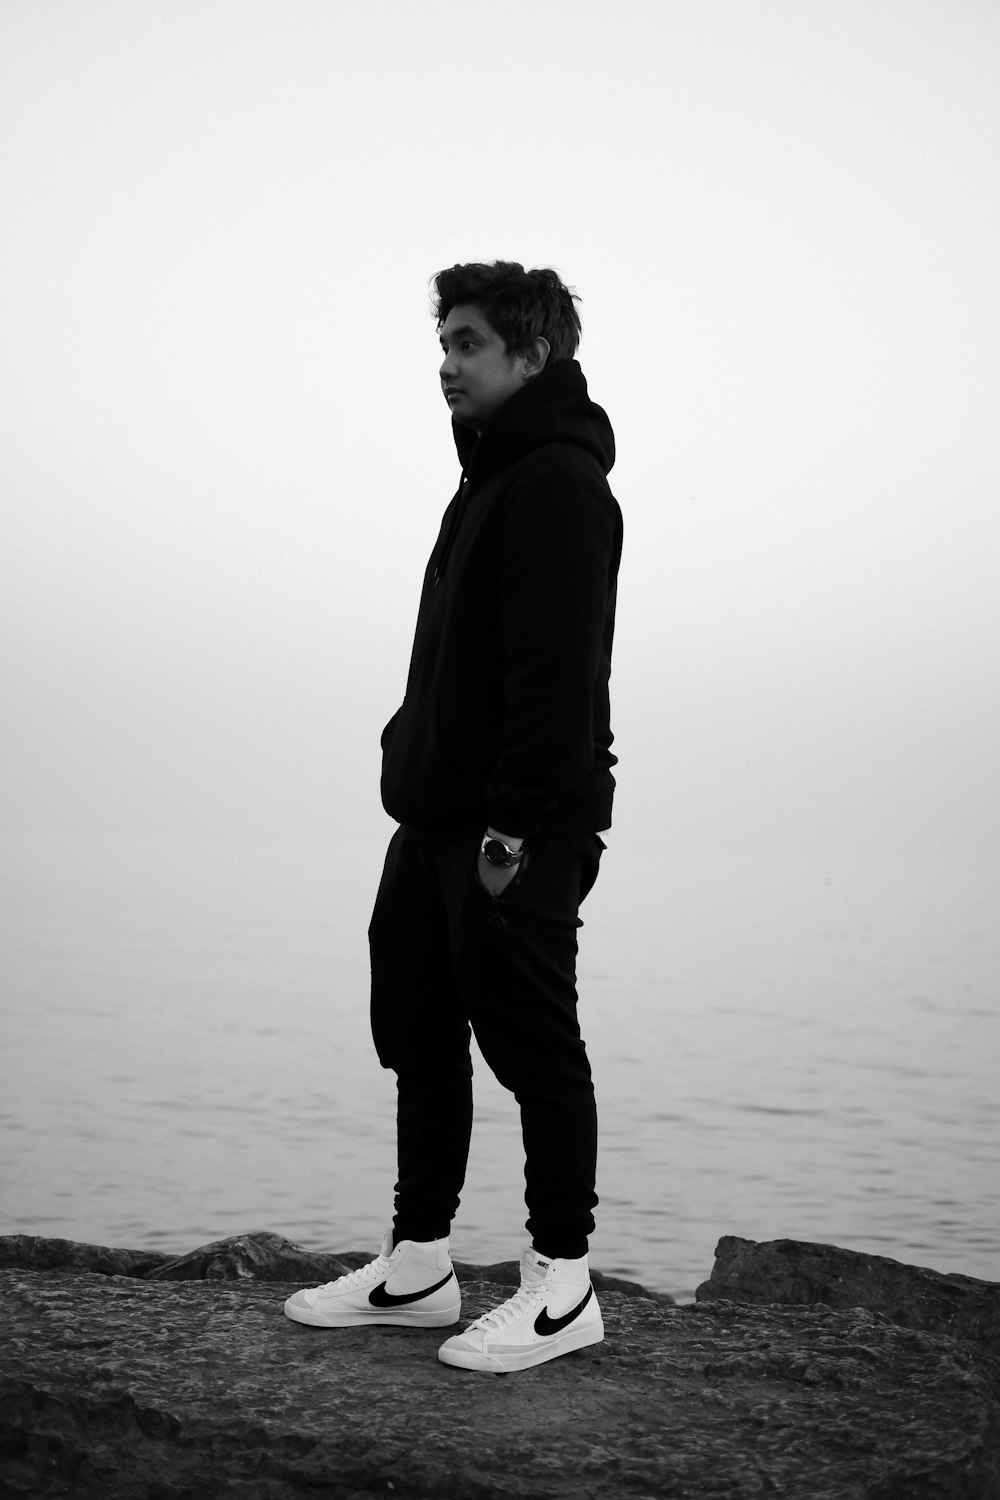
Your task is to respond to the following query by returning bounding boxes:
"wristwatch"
[480,834,524,868]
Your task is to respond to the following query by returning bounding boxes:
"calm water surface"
[2,831,997,1300]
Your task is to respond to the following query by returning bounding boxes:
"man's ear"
[521,337,550,381]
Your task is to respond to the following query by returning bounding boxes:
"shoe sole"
[438,1321,604,1371]
[284,1299,461,1329]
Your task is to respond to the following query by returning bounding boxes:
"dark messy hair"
[432,261,582,362]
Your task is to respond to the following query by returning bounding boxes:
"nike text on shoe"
[438,1247,604,1372]
[283,1231,461,1328]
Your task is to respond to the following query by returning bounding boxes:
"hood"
[451,359,616,484]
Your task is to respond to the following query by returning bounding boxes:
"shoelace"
[317,1254,392,1294]
[468,1278,548,1333]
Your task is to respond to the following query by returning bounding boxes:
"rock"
[0,1234,174,1279]
[2,1233,999,1498]
[696,1235,1000,1352]
[0,1231,674,1304]
[0,1231,363,1286]
[144,1231,358,1284]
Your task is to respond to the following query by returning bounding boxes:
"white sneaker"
[283,1231,460,1328]
[438,1247,604,1372]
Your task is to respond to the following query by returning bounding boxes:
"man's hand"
[476,850,520,898]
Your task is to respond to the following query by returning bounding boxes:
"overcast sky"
[3,0,998,862]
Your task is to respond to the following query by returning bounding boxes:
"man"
[285,261,623,1373]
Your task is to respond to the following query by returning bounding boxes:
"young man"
[285,261,623,1373]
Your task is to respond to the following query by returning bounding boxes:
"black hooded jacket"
[379,358,623,838]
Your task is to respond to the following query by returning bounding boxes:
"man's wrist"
[481,829,525,869]
[486,826,523,850]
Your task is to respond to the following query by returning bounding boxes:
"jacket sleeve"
[484,464,620,835]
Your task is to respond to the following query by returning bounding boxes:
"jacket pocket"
[380,693,480,824]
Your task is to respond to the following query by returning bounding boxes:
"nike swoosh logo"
[368,1271,454,1308]
[533,1285,593,1336]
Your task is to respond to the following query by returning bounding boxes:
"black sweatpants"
[369,827,603,1260]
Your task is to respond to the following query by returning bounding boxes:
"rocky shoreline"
[1,1231,997,1498]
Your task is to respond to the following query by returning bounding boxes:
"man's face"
[438,304,524,432]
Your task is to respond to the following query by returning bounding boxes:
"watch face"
[483,838,508,867]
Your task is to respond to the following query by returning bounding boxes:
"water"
[1,831,998,1300]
